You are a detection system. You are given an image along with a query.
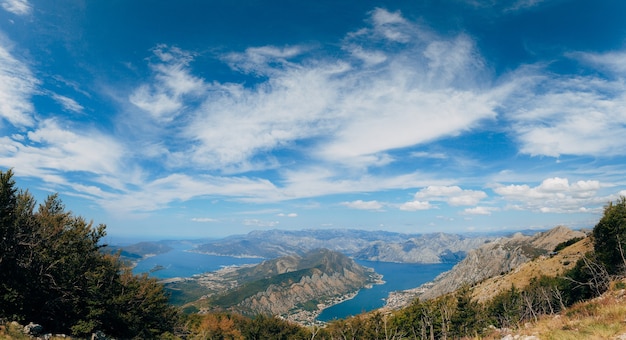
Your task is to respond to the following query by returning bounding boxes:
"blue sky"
[1,0,626,239]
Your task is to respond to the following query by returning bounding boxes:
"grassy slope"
[470,237,626,339]
[482,280,626,339]
[472,237,593,303]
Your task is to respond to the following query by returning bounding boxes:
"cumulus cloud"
[1,0,31,15]
[493,177,605,213]
[414,185,487,206]
[399,200,432,211]
[399,185,486,212]
[463,206,498,215]
[341,200,384,210]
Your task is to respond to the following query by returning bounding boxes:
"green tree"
[0,169,21,321]
[0,169,179,338]
[451,285,482,338]
[488,285,523,329]
[593,196,626,275]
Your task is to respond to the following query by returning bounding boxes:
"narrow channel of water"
[316,260,455,322]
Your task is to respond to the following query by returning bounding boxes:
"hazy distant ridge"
[194,229,494,264]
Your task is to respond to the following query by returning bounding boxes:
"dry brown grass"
[480,280,626,340]
[472,237,593,303]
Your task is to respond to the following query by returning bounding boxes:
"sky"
[1,0,626,239]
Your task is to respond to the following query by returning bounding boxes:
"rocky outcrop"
[417,226,586,300]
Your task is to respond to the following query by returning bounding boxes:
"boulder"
[23,322,43,336]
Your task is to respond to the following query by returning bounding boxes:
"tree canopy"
[0,169,179,338]
[593,196,626,275]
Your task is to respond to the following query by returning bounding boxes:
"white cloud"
[1,0,31,15]
[369,8,411,43]
[503,53,626,158]
[505,0,547,12]
[278,167,447,201]
[125,8,500,172]
[341,200,384,210]
[191,217,218,223]
[493,177,605,213]
[0,119,125,185]
[277,213,298,217]
[129,45,204,122]
[243,219,279,227]
[399,200,432,211]
[572,51,626,76]
[0,43,37,126]
[223,45,305,75]
[463,206,498,215]
[51,93,84,113]
[96,173,280,213]
[414,185,487,206]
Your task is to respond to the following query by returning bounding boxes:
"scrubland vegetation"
[2,167,626,339]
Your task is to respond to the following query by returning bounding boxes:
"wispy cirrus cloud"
[51,93,84,114]
[128,8,500,174]
[503,53,626,158]
[0,119,126,185]
[1,0,31,16]
[0,43,37,127]
[129,45,204,122]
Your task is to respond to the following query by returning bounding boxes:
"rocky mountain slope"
[194,229,494,263]
[471,236,592,303]
[168,248,381,325]
[383,226,586,308]
[418,226,586,300]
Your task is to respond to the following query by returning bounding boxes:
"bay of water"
[132,244,264,279]
[132,247,454,321]
[316,260,455,322]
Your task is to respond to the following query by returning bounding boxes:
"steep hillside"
[194,229,494,263]
[472,236,592,303]
[168,249,381,325]
[484,279,626,339]
[383,226,586,309]
[418,226,586,300]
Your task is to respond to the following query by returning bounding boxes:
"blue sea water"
[316,260,455,322]
[132,244,264,279]
[132,246,454,320]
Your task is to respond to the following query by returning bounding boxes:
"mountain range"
[193,229,494,263]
